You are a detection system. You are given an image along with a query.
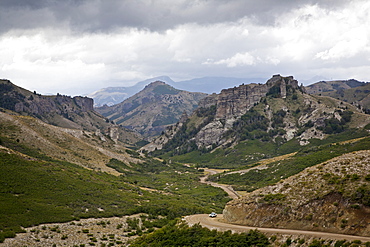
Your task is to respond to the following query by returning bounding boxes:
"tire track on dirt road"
[185,214,370,242]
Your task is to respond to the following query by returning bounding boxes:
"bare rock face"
[195,75,301,148]
[142,75,304,151]
[223,150,370,236]
[0,79,140,145]
[215,83,269,119]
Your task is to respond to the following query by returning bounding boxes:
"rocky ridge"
[96,81,207,140]
[0,110,140,173]
[223,149,370,236]
[0,79,140,145]
[142,75,369,153]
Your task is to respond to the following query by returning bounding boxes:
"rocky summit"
[0,79,140,145]
[96,81,207,140]
[143,74,369,154]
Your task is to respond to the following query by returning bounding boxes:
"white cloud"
[214,52,255,67]
[1,1,370,94]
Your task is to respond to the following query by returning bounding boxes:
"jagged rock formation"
[96,81,207,140]
[0,79,140,145]
[142,75,370,158]
[223,149,370,236]
[199,75,301,120]
[141,75,310,152]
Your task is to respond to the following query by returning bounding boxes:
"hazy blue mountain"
[89,76,266,107]
[173,76,267,94]
[88,76,174,107]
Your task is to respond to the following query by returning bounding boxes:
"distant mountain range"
[95,81,207,140]
[306,79,370,109]
[142,75,370,164]
[88,76,266,107]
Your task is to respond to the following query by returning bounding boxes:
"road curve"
[184,214,370,242]
[200,169,241,199]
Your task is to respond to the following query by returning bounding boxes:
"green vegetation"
[162,127,368,169]
[0,139,228,243]
[129,221,270,247]
[260,193,286,204]
[209,136,370,191]
[152,84,180,95]
[318,110,353,134]
[153,105,217,156]
[152,115,178,127]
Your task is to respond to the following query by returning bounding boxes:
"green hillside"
[0,110,229,243]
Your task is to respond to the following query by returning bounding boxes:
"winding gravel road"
[184,214,370,242]
[200,168,241,199]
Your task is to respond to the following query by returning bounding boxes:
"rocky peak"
[266,74,301,98]
[96,80,207,139]
[199,74,302,120]
[144,80,167,88]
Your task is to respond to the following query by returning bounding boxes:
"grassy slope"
[0,111,229,242]
[159,91,370,169]
[209,135,370,192]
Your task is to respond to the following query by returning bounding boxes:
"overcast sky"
[1,0,369,95]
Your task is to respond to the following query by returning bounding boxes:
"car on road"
[209,212,217,218]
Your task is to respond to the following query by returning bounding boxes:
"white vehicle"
[209,212,217,218]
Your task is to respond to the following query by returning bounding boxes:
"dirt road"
[200,169,241,199]
[184,214,370,242]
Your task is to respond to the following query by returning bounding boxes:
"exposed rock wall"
[14,95,94,115]
[223,150,370,236]
[215,83,269,119]
[142,75,304,151]
[195,75,301,148]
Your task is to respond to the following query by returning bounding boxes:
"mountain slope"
[223,148,370,236]
[0,79,140,146]
[313,83,370,111]
[88,76,265,107]
[0,110,139,173]
[88,76,175,107]
[144,75,370,166]
[305,79,365,94]
[96,81,207,139]
[0,106,229,243]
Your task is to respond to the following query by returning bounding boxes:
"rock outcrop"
[142,74,370,155]
[223,150,370,236]
[0,79,140,145]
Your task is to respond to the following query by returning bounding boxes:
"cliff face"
[14,95,94,115]
[142,74,370,156]
[223,150,370,236]
[0,79,140,145]
[0,79,93,115]
[199,75,300,120]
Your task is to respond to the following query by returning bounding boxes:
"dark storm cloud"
[0,0,349,33]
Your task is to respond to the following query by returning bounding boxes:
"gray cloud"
[0,0,349,34]
[0,0,368,96]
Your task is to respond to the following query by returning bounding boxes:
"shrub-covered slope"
[0,109,229,243]
[223,149,370,236]
[145,75,370,169]
[96,81,207,140]
[0,79,140,145]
